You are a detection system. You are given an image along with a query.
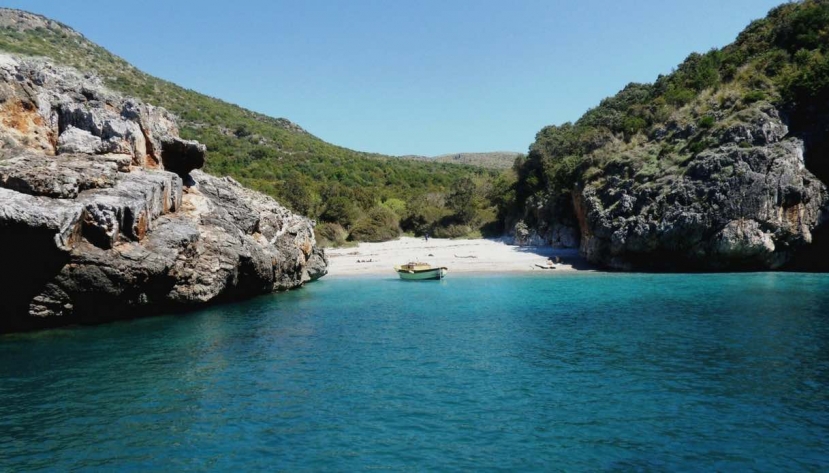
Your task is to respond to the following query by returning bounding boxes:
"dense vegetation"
[0,10,504,245]
[504,0,829,230]
[399,152,522,170]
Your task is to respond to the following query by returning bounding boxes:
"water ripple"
[2,273,829,471]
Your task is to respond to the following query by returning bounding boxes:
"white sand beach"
[325,237,592,277]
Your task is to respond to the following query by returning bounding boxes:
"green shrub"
[315,222,349,247]
[721,63,738,82]
[402,193,449,235]
[349,206,401,242]
[475,207,501,237]
[658,144,676,160]
[279,179,317,216]
[380,198,406,219]
[621,116,648,137]
[743,90,766,103]
[697,115,716,129]
[687,138,713,154]
[447,177,478,224]
[664,85,697,106]
[773,1,829,53]
[320,196,360,228]
[431,224,472,239]
[545,154,583,190]
[782,49,829,104]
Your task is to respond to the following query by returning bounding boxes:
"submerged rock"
[0,54,327,332]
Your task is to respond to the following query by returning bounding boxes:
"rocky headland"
[507,2,829,271]
[0,54,327,333]
[511,106,829,270]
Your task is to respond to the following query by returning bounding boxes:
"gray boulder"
[57,126,103,154]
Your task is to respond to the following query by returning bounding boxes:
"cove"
[2,273,829,471]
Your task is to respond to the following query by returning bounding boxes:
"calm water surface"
[2,273,829,471]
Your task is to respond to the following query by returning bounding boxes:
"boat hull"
[396,267,447,280]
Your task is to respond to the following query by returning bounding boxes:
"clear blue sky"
[8,0,784,156]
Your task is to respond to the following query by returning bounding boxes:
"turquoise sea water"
[2,273,829,471]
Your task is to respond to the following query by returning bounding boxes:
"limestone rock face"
[0,9,82,37]
[0,54,205,174]
[574,125,828,270]
[0,54,327,332]
[57,126,103,154]
[505,192,582,249]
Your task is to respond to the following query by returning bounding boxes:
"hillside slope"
[434,152,521,169]
[505,0,829,270]
[397,151,521,170]
[0,8,498,241]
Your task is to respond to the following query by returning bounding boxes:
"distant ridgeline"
[502,0,829,271]
[399,152,522,170]
[0,8,507,245]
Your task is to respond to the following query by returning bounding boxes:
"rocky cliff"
[508,1,829,271]
[0,54,327,333]
[574,106,828,270]
[512,101,829,271]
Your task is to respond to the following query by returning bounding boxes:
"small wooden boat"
[394,262,448,280]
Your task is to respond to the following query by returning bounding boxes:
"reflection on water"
[2,272,829,471]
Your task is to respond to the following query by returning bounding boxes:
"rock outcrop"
[507,1,829,271]
[512,101,829,270]
[0,54,327,333]
[574,107,828,270]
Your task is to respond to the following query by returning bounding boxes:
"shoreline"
[324,237,593,277]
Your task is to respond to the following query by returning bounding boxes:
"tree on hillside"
[349,206,401,242]
[281,180,314,217]
[402,193,448,235]
[448,177,478,224]
[320,196,360,228]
